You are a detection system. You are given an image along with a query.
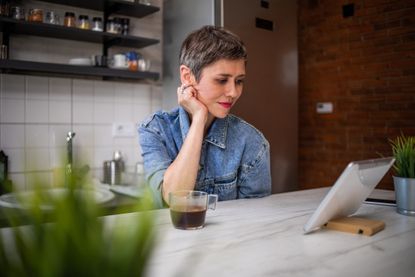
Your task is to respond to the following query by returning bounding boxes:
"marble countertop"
[126,188,415,277]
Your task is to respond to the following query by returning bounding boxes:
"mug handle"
[207,194,218,210]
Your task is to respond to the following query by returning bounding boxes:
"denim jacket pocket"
[213,172,238,201]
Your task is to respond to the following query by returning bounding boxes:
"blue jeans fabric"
[138,107,271,208]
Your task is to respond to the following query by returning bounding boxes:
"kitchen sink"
[0,186,114,211]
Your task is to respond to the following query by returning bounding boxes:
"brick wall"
[298,0,415,190]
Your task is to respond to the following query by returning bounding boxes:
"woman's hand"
[177,84,208,123]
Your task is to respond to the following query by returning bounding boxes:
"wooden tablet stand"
[323,217,385,236]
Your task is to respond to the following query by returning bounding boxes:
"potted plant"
[0,170,157,276]
[390,134,415,216]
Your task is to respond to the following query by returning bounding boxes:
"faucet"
[66,131,76,185]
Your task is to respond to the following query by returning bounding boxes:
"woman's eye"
[236,79,244,85]
[217,79,228,84]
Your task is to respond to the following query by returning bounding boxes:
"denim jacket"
[138,107,271,208]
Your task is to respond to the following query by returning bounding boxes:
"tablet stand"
[324,217,385,236]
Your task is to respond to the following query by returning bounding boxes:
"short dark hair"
[179,25,247,82]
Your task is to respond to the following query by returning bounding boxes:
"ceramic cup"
[112,54,128,69]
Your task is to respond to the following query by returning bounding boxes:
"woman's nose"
[226,83,240,98]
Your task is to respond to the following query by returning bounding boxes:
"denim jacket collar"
[179,107,228,149]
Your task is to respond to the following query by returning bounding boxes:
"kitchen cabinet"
[0,0,160,81]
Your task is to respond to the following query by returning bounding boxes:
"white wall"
[0,0,163,190]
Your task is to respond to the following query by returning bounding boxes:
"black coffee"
[170,206,207,229]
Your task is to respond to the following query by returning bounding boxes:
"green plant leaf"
[389,133,415,178]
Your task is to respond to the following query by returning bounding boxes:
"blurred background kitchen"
[0,0,414,193]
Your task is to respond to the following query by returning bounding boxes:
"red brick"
[299,0,413,191]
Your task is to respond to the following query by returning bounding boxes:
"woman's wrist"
[191,110,208,126]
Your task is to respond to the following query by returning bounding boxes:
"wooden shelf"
[39,0,160,18]
[0,59,160,81]
[0,0,160,82]
[0,17,159,49]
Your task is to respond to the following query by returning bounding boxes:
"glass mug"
[169,190,218,230]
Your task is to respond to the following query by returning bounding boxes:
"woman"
[139,26,271,208]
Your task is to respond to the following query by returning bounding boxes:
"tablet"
[303,157,395,234]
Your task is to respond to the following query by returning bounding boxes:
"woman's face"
[194,59,246,119]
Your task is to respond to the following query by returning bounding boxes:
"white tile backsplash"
[133,83,152,105]
[151,85,163,112]
[74,145,95,168]
[1,73,161,189]
[9,173,26,190]
[94,125,113,147]
[73,101,94,123]
[5,148,26,172]
[26,148,50,171]
[113,137,134,148]
[26,99,49,123]
[0,0,163,190]
[1,124,25,148]
[1,74,25,99]
[133,103,152,123]
[49,78,71,101]
[1,98,25,123]
[114,103,134,122]
[114,83,134,103]
[73,124,94,147]
[26,76,49,100]
[94,80,114,103]
[49,100,71,123]
[73,79,94,101]
[93,102,114,123]
[25,124,49,148]
[49,147,66,168]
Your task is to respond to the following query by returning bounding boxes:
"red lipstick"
[218,102,232,109]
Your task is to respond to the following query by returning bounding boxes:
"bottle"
[64,12,76,27]
[28,8,43,22]
[78,14,90,30]
[106,18,117,33]
[121,18,130,35]
[92,17,103,31]
[45,11,60,25]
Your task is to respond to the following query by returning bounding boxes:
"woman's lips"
[218,102,232,109]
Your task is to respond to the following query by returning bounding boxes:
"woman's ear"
[179,65,195,85]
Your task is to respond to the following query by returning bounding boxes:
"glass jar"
[10,6,24,20]
[92,17,103,31]
[78,15,90,30]
[28,8,43,22]
[45,11,60,25]
[121,18,129,35]
[113,17,122,34]
[106,19,117,34]
[64,12,76,27]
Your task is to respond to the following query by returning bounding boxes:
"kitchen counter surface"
[1,188,414,276]
[106,187,414,277]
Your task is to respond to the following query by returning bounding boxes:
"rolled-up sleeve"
[138,123,172,208]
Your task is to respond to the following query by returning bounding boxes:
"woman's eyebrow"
[216,73,246,78]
